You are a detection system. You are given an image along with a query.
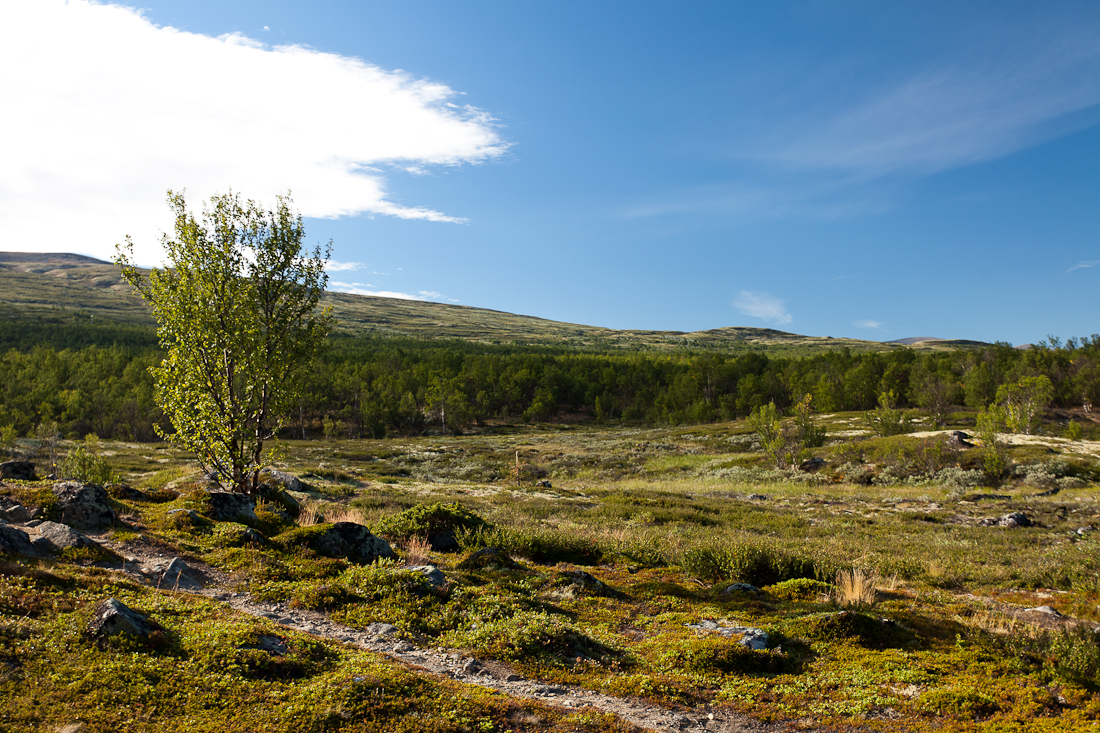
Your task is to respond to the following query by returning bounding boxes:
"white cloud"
[1068,259,1100,272]
[0,0,507,265]
[733,291,792,325]
[325,260,364,272]
[418,290,444,298]
[855,319,884,329]
[329,281,427,301]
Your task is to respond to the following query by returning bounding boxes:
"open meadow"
[2,415,1099,732]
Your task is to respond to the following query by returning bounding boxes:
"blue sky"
[3,1,1098,345]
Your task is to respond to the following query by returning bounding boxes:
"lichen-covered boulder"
[277,522,393,564]
[405,565,446,587]
[52,482,116,529]
[86,598,158,639]
[203,491,258,523]
[31,521,97,552]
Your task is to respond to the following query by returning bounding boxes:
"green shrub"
[680,542,827,586]
[377,502,488,541]
[764,577,832,602]
[663,636,791,675]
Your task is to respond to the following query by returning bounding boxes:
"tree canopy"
[116,190,332,494]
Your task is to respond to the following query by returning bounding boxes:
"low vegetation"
[1,414,1099,731]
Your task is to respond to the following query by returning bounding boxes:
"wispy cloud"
[326,261,364,272]
[855,320,884,330]
[734,291,791,325]
[0,0,507,264]
[1068,259,1100,272]
[761,29,1100,177]
[330,282,427,301]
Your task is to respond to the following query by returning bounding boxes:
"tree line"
[2,333,1098,441]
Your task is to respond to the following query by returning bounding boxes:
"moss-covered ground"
[3,415,1100,731]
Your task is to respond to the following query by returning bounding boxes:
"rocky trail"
[88,531,783,733]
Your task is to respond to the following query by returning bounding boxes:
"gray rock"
[406,565,446,587]
[799,457,826,472]
[1,503,33,523]
[685,621,769,650]
[1077,526,1095,535]
[51,482,116,529]
[366,622,400,637]
[0,524,36,556]
[947,431,975,449]
[1024,605,1063,617]
[998,512,1033,528]
[261,469,303,493]
[106,484,151,502]
[31,521,97,552]
[166,508,203,522]
[0,461,35,480]
[86,598,158,639]
[724,582,760,594]
[535,480,553,488]
[157,557,201,589]
[204,491,257,523]
[241,634,288,655]
[312,522,394,564]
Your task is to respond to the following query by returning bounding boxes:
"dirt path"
[90,535,784,733]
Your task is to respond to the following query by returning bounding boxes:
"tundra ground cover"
[2,416,1099,731]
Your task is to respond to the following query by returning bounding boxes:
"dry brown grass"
[296,503,366,526]
[834,567,877,609]
[403,536,432,566]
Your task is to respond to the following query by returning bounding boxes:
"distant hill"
[0,252,980,354]
[887,336,992,348]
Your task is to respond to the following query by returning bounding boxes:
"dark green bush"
[377,502,488,541]
[459,526,602,565]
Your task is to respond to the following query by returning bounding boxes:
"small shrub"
[765,577,832,602]
[920,686,999,718]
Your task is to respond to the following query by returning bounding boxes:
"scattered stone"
[744,494,769,501]
[799,457,826,472]
[0,461,35,481]
[685,621,769,650]
[999,512,1033,528]
[1024,605,1064,617]
[535,480,553,488]
[158,557,201,589]
[86,598,158,639]
[550,569,617,599]
[723,583,760,594]
[0,524,36,556]
[366,622,400,638]
[260,469,304,494]
[241,634,289,656]
[31,521,97,552]
[203,491,257,523]
[405,565,446,587]
[311,522,394,564]
[24,519,42,528]
[947,431,975,449]
[51,482,116,529]
[166,508,204,522]
[1,503,34,523]
[1077,526,1095,535]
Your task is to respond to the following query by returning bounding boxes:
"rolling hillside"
[0,252,979,353]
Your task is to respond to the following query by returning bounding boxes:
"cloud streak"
[855,320,884,329]
[734,291,791,325]
[1068,259,1100,272]
[0,0,507,264]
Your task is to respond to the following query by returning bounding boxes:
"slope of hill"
[0,252,979,353]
